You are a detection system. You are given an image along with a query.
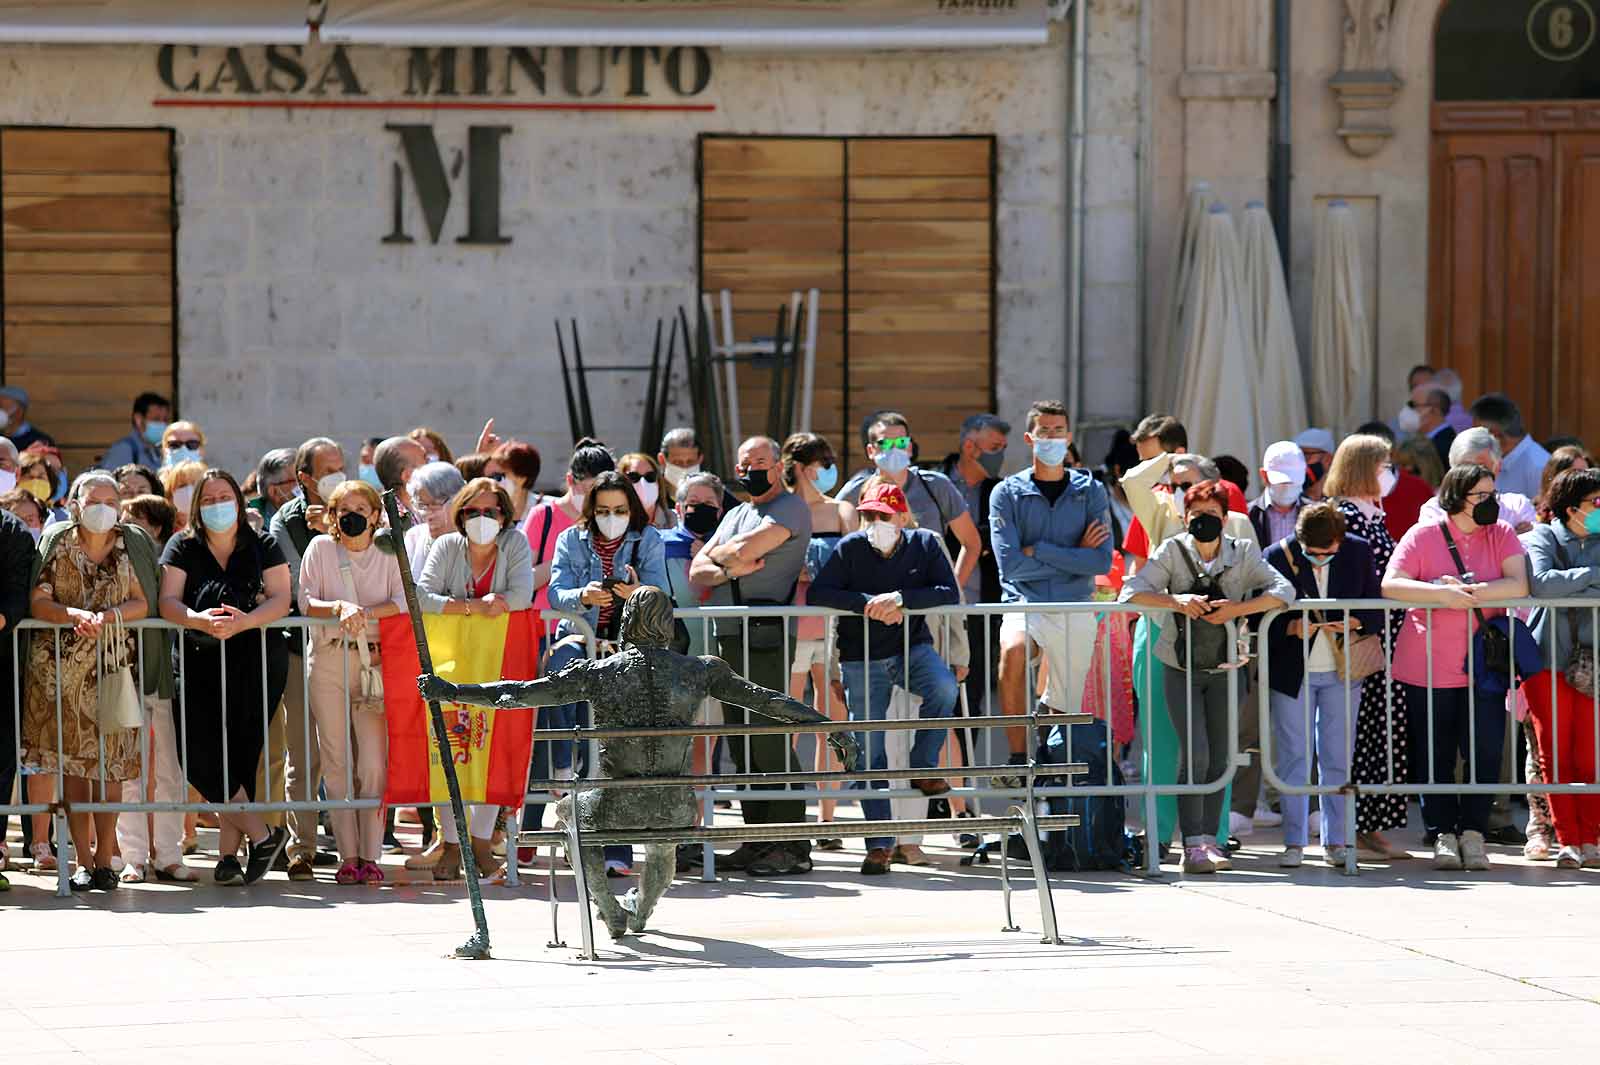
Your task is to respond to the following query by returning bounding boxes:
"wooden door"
[700,137,847,459]
[846,137,993,462]
[0,128,176,473]
[1555,133,1600,447]
[1427,130,1555,437]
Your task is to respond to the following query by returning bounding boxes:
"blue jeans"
[839,643,958,851]
[1269,672,1357,847]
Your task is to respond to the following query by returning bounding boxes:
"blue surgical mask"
[874,448,912,475]
[142,420,167,446]
[1306,552,1336,569]
[812,463,838,495]
[1585,509,1600,536]
[164,445,201,468]
[52,470,67,502]
[358,464,384,492]
[1032,438,1069,468]
[199,501,237,533]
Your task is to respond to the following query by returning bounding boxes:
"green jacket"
[30,521,175,699]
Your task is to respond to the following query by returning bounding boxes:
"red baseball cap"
[857,481,909,516]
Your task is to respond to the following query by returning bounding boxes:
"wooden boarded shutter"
[847,138,993,462]
[699,135,995,468]
[1,128,176,473]
[1554,133,1600,447]
[700,138,847,459]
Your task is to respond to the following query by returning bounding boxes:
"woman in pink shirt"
[1382,463,1528,873]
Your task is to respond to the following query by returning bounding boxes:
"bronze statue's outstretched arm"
[703,657,860,771]
[418,661,594,710]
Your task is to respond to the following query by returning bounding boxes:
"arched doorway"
[1429,0,1600,444]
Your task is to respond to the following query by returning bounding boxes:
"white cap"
[1262,441,1307,486]
[1294,428,1336,455]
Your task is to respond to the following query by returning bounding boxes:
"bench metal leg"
[546,840,565,949]
[565,817,597,961]
[997,824,1019,932]
[1013,804,1064,945]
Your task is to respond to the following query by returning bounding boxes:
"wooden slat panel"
[847,176,992,201]
[702,220,843,254]
[2,129,170,174]
[849,220,989,253]
[701,138,844,177]
[848,201,992,221]
[1,128,175,465]
[702,175,842,202]
[847,138,991,177]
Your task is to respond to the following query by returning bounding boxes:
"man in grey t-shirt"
[690,435,813,876]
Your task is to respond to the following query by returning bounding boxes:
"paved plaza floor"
[4,816,1599,1065]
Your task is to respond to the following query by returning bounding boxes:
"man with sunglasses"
[838,412,982,593]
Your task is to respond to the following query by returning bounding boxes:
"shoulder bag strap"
[1438,521,1492,633]
[536,506,555,561]
[1551,537,1584,652]
[913,468,951,532]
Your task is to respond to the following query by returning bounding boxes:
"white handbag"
[96,609,143,732]
[336,546,385,714]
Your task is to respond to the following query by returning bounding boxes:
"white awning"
[320,0,1051,50]
[0,1,311,44]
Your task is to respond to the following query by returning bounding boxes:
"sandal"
[432,843,463,882]
[358,859,386,885]
[154,863,199,883]
[816,838,845,851]
[120,864,147,884]
[892,845,933,867]
[92,867,120,891]
[335,859,362,885]
[30,841,57,872]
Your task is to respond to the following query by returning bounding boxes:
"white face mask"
[0,410,9,431]
[634,479,660,511]
[1397,406,1422,435]
[79,502,119,534]
[315,472,345,502]
[173,484,194,514]
[0,469,16,495]
[866,520,900,555]
[1267,482,1301,508]
[596,513,630,541]
[465,515,500,546]
[1378,467,1399,498]
[663,462,699,488]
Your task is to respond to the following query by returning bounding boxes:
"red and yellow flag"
[380,610,539,807]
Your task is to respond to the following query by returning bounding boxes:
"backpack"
[1169,540,1232,672]
[1038,722,1138,872]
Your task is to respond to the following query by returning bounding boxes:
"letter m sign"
[383,124,511,245]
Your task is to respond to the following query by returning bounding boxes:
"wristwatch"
[891,591,904,607]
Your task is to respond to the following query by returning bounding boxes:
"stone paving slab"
[3,826,1599,1065]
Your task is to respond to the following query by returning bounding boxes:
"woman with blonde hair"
[408,426,453,465]
[298,480,406,885]
[1322,433,1411,859]
[617,452,676,530]
[159,460,207,532]
[1395,435,1446,490]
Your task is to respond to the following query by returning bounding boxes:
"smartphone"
[601,577,622,591]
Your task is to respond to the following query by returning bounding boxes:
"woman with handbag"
[1262,502,1383,868]
[1382,463,1529,872]
[299,480,406,885]
[548,470,669,876]
[158,469,292,887]
[22,472,153,891]
[417,476,535,879]
[1523,466,1600,869]
[1324,433,1416,859]
[1120,479,1295,875]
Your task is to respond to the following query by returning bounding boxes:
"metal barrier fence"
[1257,597,1600,875]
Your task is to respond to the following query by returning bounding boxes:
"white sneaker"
[1324,845,1352,868]
[1229,811,1254,838]
[1433,833,1463,871]
[1555,845,1583,869]
[1205,842,1233,871]
[1581,843,1600,869]
[1278,846,1303,868]
[1523,833,1554,861]
[1252,803,1283,828]
[1459,830,1490,871]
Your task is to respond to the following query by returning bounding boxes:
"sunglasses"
[488,473,507,483]
[461,507,502,520]
[625,470,659,485]
[874,436,911,451]
[168,439,202,449]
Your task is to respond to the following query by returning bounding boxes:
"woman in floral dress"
[1323,434,1413,858]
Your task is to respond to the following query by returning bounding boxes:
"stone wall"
[0,32,1133,481]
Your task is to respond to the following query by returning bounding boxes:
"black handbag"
[1170,542,1231,672]
[730,576,789,652]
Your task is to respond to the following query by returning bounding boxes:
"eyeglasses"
[168,438,202,449]
[265,479,295,491]
[1465,490,1498,504]
[1585,496,1600,510]
[461,507,502,520]
[874,436,911,451]
[625,470,659,485]
[487,473,506,483]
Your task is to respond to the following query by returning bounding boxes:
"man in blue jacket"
[990,400,1114,775]
[809,481,961,876]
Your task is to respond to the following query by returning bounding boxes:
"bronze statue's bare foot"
[602,907,630,940]
[620,888,648,933]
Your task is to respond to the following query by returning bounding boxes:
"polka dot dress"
[1338,499,1412,833]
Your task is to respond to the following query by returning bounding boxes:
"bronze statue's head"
[619,586,675,649]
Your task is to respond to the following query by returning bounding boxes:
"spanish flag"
[380,610,538,807]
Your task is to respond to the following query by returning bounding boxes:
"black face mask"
[338,512,370,538]
[1471,497,1500,527]
[1306,461,1326,484]
[1188,513,1224,544]
[683,503,721,538]
[738,467,772,497]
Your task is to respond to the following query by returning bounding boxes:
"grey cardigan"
[1524,521,1600,670]
[1119,532,1297,670]
[416,527,535,614]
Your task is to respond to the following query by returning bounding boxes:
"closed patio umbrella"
[1310,201,1374,437]
[1240,201,1308,452]
[1175,203,1261,468]
[1154,182,1218,413]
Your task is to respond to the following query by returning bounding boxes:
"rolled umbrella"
[1175,203,1262,470]
[1311,201,1374,437]
[1240,201,1309,468]
[1156,182,1218,414]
